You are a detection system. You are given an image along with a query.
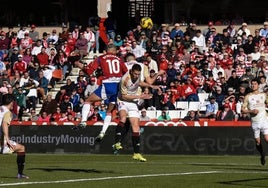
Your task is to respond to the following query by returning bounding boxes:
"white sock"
[101,114,112,134]
[81,103,91,122]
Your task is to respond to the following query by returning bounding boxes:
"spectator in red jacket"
[13,54,27,75]
[181,78,199,101]
[37,47,49,67]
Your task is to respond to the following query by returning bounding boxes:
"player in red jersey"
[74,44,128,129]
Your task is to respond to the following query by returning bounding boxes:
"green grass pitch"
[1,154,268,188]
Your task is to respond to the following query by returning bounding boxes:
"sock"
[256,143,265,155]
[121,119,131,140]
[17,152,25,175]
[101,114,112,134]
[132,132,140,153]
[81,103,91,122]
[115,121,125,143]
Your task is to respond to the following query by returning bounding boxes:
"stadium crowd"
[1,16,268,123]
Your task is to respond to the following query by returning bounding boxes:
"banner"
[8,124,261,155]
[11,120,251,127]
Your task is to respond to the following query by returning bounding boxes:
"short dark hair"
[131,63,142,72]
[251,78,260,84]
[2,94,14,106]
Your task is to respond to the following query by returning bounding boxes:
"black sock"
[115,121,124,143]
[17,152,25,175]
[132,132,140,153]
[121,119,131,141]
[256,143,265,155]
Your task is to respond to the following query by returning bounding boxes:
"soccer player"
[242,78,268,165]
[113,64,153,162]
[95,53,163,142]
[0,94,29,179]
[74,44,128,130]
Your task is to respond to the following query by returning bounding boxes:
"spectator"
[88,107,102,122]
[183,110,199,121]
[40,94,58,116]
[59,95,73,113]
[140,108,151,121]
[28,24,39,42]
[13,54,27,75]
[37,111,50,123]
[157,109,171,121]
[216,103,235,121]
[84,77,98,97]
[199,95,218,119]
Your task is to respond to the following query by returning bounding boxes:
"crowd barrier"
[9,120,262,155]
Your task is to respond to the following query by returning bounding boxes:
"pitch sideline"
[0,171,219,187]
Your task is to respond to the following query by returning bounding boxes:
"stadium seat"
[145,110,157,119]
[198,93,209,103]
[168,110,181,119]
[156,110,163,119]
[175,101,189,110]
[179,110,188,119]
[188,101,201,111]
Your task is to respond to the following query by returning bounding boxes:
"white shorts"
[1,140,16,154]
[252,121,268,138]
[118,101,140,118]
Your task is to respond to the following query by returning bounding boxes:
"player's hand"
[140,93,153,99]
[251,109,259,115]
[157,70,166,76]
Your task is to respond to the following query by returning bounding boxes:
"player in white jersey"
[113,64,153,161]
[0,94,29,179]
[242,78,268,165]
[95,53,163,142]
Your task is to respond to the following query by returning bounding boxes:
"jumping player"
[74,44,128,131]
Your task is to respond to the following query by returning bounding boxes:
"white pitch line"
[0,171,219,187]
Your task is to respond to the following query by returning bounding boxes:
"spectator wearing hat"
[84,76,98,97]
[170,23,184,40]
[13,54,27,75]
[140,108,151,121]
[114,34,123,47]
[59,94,73,113]
[237,23,251,37]
[216,103,235,121]
[259,21,268,39]
[202,21,214,37]
[199,95,218,119]
[29,24,39,42]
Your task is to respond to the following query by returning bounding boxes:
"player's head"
[1,93,14,108]
[251,78,260,92]
[130,63,141,82]
[106,44,117,54]
[125,53,136,62]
